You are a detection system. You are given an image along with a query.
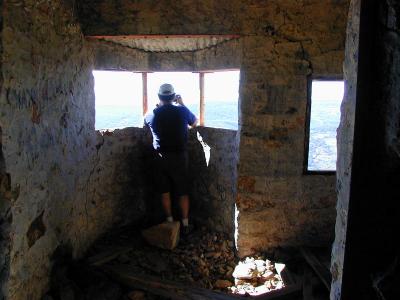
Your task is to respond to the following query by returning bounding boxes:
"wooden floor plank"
[302,266,315,300]
[103,264,303,300]
[300,247,331,291]
[86,246,132,266]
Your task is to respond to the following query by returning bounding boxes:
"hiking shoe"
[181,224,194,237]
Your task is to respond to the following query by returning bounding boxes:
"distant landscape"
[95,102,239,130]
[96,99,340,171]
[308,98,341,171]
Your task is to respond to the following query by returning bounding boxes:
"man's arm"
[187,110,198,128]
[190,118,198,128]
[143,114,149,128]
[175,94,184,106]
[175,95,198,127]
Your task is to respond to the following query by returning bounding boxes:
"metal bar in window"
[199,72,205,126]
[142,72,148,115]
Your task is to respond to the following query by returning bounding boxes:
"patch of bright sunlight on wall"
[147,72,200,117]
[93,71,143,130]
[204,70,239,130]
[308,80,344,171]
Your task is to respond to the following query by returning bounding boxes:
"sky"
[93,70,344,108]
[312,80,344,101]
[93,71,143,107]
[93,70,240,108]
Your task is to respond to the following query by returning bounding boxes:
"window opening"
[306,79,344,172]
[204,70,239,130]
[93,70,240,131]
[93,70,143,130]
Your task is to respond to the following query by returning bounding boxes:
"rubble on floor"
[95,225,238,290]
[45,225,329,299]
[230,257,285,296]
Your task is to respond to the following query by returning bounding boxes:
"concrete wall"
[78,0,349,255]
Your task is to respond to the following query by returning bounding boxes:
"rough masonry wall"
[0,3,12,298]
[0,123,11,300]
[188,128,238,234]
[330,0,360,298]
[237,15,344,254]
[79,0,349,256]
[0,1,121,298]
[89,126,238,235]
[331,1,400,299]
[88,128,150,229]
[88,37,242,72]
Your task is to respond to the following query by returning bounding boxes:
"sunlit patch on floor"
[229,256,285,296]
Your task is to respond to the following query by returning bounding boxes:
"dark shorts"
[153,151,189,196]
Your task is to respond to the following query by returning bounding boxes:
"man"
[144,83,198,235]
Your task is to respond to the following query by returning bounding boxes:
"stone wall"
[0,2,12,296]
[90,127,238,235]
[234,3,348,255]
[78,0,350,256]
[0,125,11,300]
[1,1,98,298]
[88,128,150,229]
[330,0,360,298]
[88,37,242,71]
[237,36,340,255]
[188,128,238,234]
[0,1,351,298]
[331,1,400,299]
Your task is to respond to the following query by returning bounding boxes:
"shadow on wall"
[90,126,238,235]
[188,127,238,235]
[188,130,217,222]
[0,126,12,298]
[89,128,154,229]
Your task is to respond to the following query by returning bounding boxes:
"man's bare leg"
[161,192,173,222]
[179,195,190,227]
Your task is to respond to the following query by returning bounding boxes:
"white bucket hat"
[158,83,175,98]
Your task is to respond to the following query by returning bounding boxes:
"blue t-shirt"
[144,103,196,152]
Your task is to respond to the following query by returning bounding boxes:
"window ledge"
[304,170,336,176]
